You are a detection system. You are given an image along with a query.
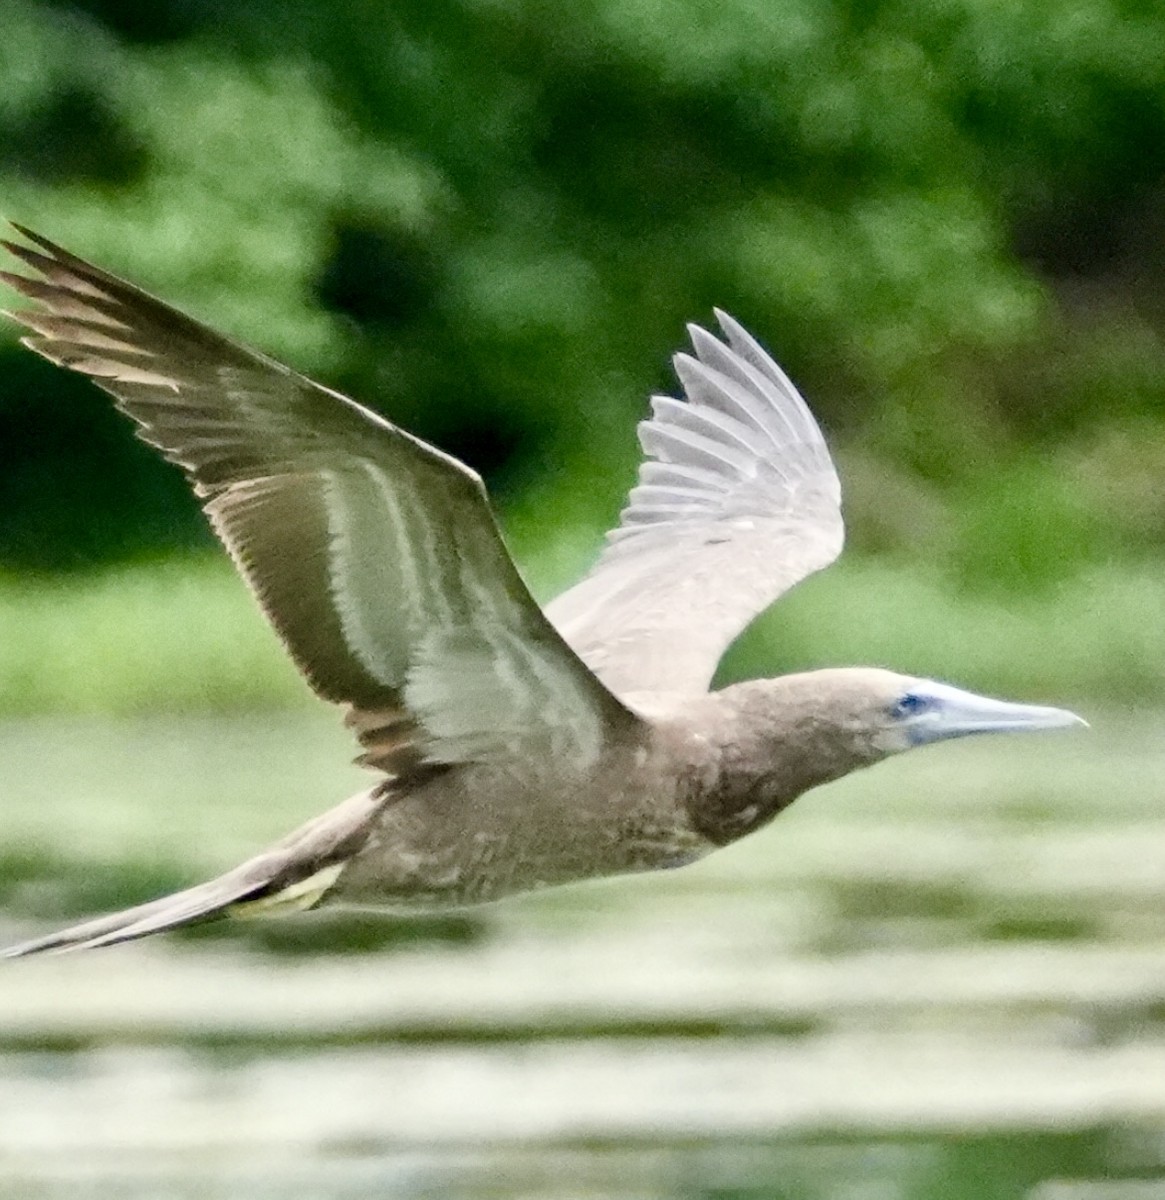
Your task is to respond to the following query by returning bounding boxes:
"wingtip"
[686,320,732,363]
[7,221,52,251]
[4,225,86,276]
[688,313,744,347]
[713,307,745,341]
[0,237,56,278]
[4,223,45,258]
[671,348,703,380]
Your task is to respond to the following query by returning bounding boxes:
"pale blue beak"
[900,680,1087,746]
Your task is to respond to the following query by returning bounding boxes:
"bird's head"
[723,668,1085,763]
[744,667,1087,778]
[703,667,1086,842]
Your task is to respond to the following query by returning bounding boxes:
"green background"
[1,0,1163,706]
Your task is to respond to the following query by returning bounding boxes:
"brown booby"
[0,226,1084,955]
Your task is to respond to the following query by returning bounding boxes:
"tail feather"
[2,866,270,957]
[3,787,384,958]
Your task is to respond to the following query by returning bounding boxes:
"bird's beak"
[905,681,1088,746]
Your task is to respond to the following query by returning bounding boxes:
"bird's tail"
[2,867,274,957]
[3,788,382,958]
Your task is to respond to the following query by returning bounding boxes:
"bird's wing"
[1,225,637,775]
[546,312,844,697]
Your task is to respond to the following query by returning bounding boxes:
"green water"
[2,712,1164,1198]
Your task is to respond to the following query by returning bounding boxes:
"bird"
[0,224,1084,956]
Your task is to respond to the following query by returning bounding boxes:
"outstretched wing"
[546,312,843,697]
[2,225,636,774]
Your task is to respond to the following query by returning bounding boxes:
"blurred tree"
[0,0,1163,589]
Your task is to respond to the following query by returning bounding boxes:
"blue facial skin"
[893,693,931,720]
[894,691,941,745]
[890,680,1085,748]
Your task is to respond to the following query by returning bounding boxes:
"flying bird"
[0,225,1084,956]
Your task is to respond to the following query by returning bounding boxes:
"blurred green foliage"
[3,554,1162,711]
[0,0,1163,705]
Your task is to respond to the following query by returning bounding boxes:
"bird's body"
[333,715,704,911]
[328,672,899,910]
[0,226,1083,956]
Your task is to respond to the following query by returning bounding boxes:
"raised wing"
[1,225,636,774]
[546,312,843,697]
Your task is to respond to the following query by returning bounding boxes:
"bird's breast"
[327,754,713,910]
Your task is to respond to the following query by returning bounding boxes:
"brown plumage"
[0,225,1083,956]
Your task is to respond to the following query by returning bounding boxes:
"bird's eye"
[894,693,932,718]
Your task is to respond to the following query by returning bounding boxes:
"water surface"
[1,712,1163,1197]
